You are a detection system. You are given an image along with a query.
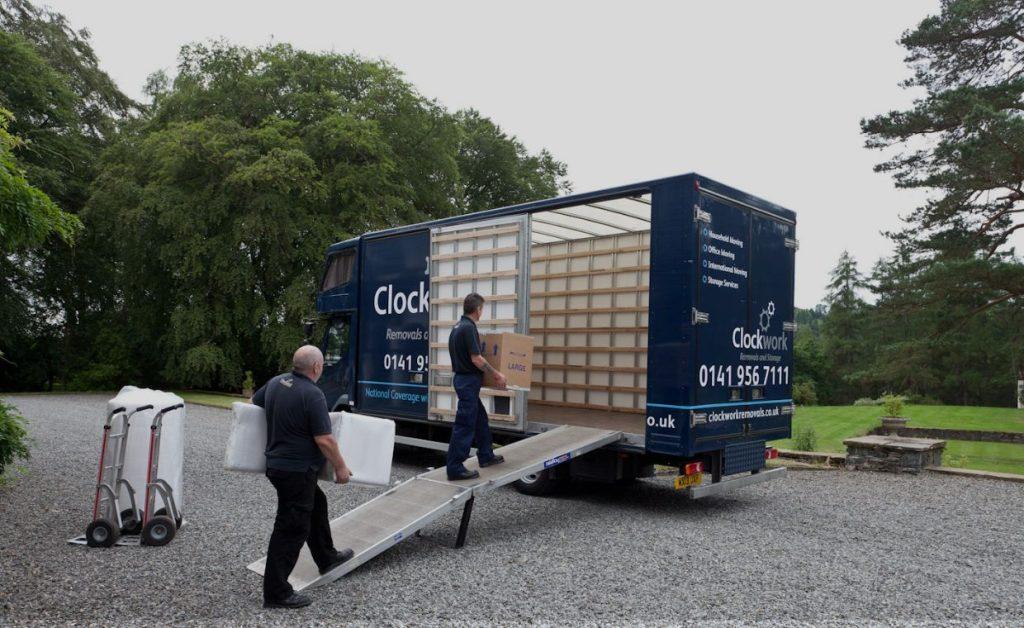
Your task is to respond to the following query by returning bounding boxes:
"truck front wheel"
[513,469,563,496]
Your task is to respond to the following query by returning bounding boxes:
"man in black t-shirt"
[446,293,507,480]
[253,345,354,609]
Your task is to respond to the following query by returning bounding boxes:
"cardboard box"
[479,332,535,390]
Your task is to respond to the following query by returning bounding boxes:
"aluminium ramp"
[247,425,622,591]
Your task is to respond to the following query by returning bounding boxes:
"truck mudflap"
[683,466,785,499]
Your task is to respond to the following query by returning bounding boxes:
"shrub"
[242,370,255,395]
[882,393,905,417]
[905,393,941,405]
[792,425,817,452]
[792,381,818,406]
[853,397,881,406]
[0,401,30,479]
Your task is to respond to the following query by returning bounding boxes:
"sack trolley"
[85,404,153,547]
[140,403,185,546]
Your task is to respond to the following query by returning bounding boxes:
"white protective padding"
[106,386,186,515]
[224,403,395,487]
[224,402,268,473]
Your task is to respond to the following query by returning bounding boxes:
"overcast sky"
[45,0,941,307]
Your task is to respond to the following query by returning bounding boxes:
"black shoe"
[263,592,312,609]
[479,454,505,468]
[447,469,480,481]
[318,548,355,575]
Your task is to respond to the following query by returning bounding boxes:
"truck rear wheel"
[513,469,563,496]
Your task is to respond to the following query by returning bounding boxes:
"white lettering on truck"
[374,282,430,315]
[731,327,788,351]
[646,414,676,429]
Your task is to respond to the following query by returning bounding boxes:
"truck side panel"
[355,231,431,420]
[645,178,698,455]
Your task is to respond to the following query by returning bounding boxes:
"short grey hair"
[292,345,324,374]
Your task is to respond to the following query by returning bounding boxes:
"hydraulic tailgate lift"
[247,425,622,591]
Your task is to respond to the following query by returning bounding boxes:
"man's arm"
[313,434,351,484]
[308,392,351,484]
[467,327,506,388]
[471,354,507,388]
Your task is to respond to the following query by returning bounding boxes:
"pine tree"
[862,0,1024,316]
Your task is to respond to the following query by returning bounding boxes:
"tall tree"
[0,1,132,389]
[820,251,874,401]
[862,0,1024,317]
[90,42,569,390]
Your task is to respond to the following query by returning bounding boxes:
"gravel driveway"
[1,394,1022,626]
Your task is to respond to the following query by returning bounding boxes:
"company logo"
[759,301,776,332]
[544,452,572,468]
[732,301,788,351]
[374,282,429,315]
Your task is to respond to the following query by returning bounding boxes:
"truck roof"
[326,172,796,254]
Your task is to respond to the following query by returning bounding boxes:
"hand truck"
[85,404,153,547]
[140,403,185,546]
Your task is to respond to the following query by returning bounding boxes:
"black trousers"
[264,467,336,602]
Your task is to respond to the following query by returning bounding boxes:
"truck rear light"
[684,461,704,476]
[765,447,779,460]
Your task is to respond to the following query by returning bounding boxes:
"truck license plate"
[674,474,702,490]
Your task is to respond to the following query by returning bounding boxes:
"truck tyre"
[86,519,119,547]
[141,515,176,546]
[513,469,563,496]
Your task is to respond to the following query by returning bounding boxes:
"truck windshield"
[321,250,355,292]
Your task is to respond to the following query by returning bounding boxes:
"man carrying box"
[446,293,507,480]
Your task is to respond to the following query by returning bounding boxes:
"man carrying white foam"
[253,345,354,609]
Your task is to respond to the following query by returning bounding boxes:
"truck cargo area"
[428,194,652,438]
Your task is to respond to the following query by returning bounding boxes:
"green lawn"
[901,405,1024,433]
[176,391,242,409]
[943,441,1024,475]
[770,404,1024,476]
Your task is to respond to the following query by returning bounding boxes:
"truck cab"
[315,239,358,411]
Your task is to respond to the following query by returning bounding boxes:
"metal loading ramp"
[247,425,622,591]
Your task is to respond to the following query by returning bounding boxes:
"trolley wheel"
[153,507,182,529]
[119,509,142,535]
[141,515,176,546]
[85,519,119,548]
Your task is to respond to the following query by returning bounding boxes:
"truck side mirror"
[303,321,315,342]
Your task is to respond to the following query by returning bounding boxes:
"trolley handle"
[150,403,184,429]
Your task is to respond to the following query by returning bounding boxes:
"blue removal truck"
[313,173,795,496]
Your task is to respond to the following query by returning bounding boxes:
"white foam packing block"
[225,404,395,487]
[320,411,395,487]
[224,402,268,473]
[105,386,186,514]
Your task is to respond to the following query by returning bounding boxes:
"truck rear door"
[428,215,530,431]
[690,191,795,452]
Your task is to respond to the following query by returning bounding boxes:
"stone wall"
[844,435,945,474]
[869,426,1024,444]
